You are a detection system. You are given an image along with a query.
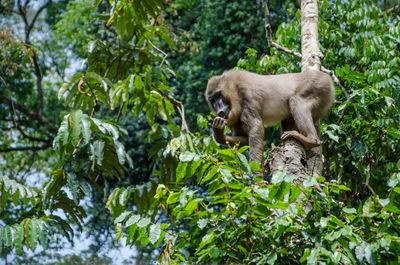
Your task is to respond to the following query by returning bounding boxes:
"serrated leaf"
[71,110,82,147]
[115,223,122,242]
[4,226,12,247]
[238,153,251,175]
[81,114,92,145]
[176,162,187,182]
[92,140,105,166]
[271,171,285,184]
[114,140,127,165]
[179,151,199,162]
[197,219,208,229]
[255,188,269,200]
[37,220,48,250]
[167,192,180,205]
[149,224,161,245]
[288,185,301,203]
[137,217,150,228]
[126,215,141,226]
[59,73,81,99]
[303,176,318,188]
[53,115,69,149]
[114,211,130,224]
[15,222,24,255]
[29,219,38,251]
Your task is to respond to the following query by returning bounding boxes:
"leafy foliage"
[0,175,85,255]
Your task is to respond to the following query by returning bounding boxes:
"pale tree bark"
[301,0,324,179]
[265,0,325,191]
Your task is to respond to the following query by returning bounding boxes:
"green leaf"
[114,140,128,165]
[303,176,318,188]
[343,208,357,214]
[201,166,218,184]
[15,222,24,255]
[238,153,251,175]
[81,114,92,145]
[176,162,187,182]
[271,171,285,184]
[137,217,150,228]
[70,109,83,146]
[196,233,215,254]
[275,181,291,201]
[29,219,38,251]
[179,151,199,162]
[4,226,12,247]
[219,168,233,183]
[37,220,48,250]
[255,187,269,200]
[92,140,104,166]
[197,219,208,229]
[53,115,69,149]
[115,223,122,242]
[149,224,161,245]
[288,185,301,203]
[126,215,140,226]
[184,200,198,215]
[114,211,130,224]
[59,73,81,99]
[307,248,318,265]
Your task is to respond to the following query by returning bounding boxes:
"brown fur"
[205,69,335,166]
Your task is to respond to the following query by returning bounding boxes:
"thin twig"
[158,91,190,132]
[379,5,399,17]
[0,144,51,152]
[148,39,168,67]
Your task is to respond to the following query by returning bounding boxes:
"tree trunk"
[268,0,324,192]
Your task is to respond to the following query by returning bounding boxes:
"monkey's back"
[222,70,335,124]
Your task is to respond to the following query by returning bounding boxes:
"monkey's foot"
[281,131,321,149]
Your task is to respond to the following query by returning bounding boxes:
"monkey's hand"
[212,117,226,144]
[281,131,321,149]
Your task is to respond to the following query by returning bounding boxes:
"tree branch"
[0,144,51,153]
[158,91,190,133]
[379,5,399,17]
[262,1,349,100]
[0,91,58,133]
[18,0,52,118]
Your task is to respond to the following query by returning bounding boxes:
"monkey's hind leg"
[281,96,321,149]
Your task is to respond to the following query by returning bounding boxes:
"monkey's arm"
[212,117,249,146]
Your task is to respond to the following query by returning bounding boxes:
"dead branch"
[158,91,190,133]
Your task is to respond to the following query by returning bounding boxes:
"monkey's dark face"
[208,91,231,119]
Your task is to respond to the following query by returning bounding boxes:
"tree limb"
[17,0,52,118]
[0,91,58,133]
[0,144,51,153]
[262,1,349,100]
[158,90,190,133]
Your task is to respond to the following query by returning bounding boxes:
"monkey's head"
[205,76,231,120]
